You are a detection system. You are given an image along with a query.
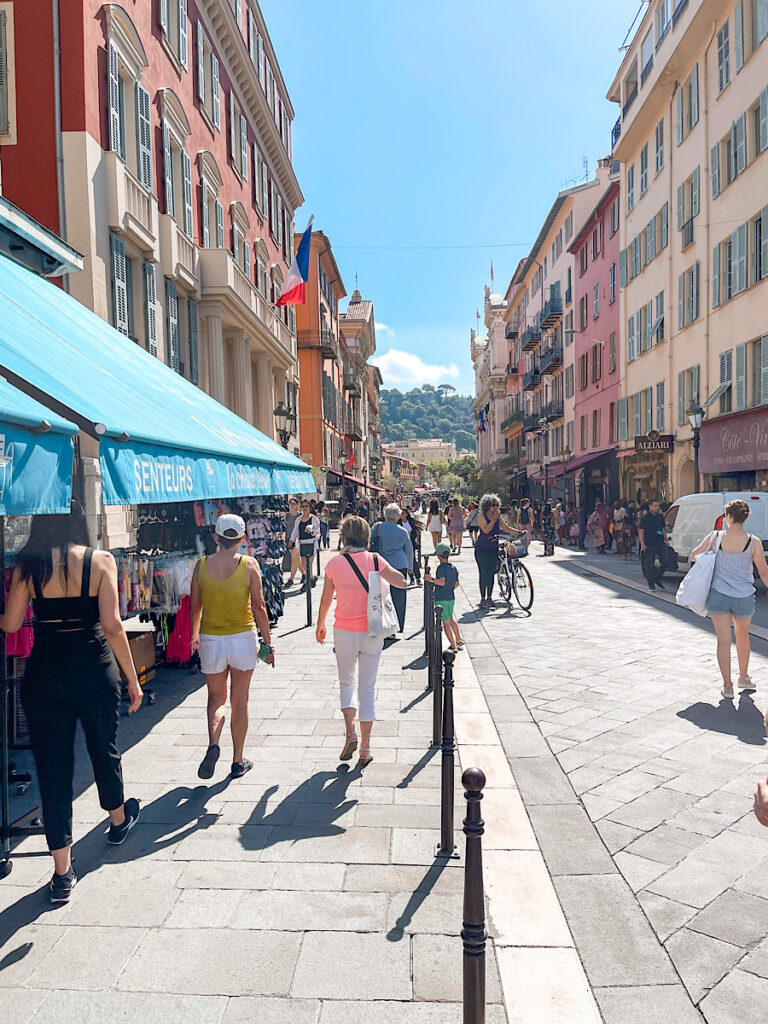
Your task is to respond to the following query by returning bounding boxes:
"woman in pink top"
[316,515,408,766]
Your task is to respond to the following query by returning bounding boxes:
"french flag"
[276,215,313,307]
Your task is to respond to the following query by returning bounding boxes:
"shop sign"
[700,409,768,474]
[634,432,674,453]
[623,455,667,476]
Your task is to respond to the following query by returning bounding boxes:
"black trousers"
[22,631,124,851]
[642,546,665,585]
[391,569,408,632]
[475,547,498,600]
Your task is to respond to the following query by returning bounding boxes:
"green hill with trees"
[380,384,475,451]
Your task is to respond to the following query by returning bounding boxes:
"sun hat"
[215,513,246,539]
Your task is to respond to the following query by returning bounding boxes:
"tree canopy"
[381,386,475,451]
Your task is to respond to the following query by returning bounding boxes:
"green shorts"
[435,599,455,622]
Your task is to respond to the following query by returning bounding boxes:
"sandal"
[738,676,756,692]
[340,733,358,761]
[358,747,374,768]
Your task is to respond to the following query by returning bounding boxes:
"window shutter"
[229,91,237,164]
[159,0,169,33]
[188,298,199,384]
[182,150,193,237]
[676,183,685,230]
[261,158,268,213]
[735,342,747,410]
[645,386,653,433]
[759,0,768,42]
[656,381,665,430]
[691,364,700,403]
[713,243,720,307]
[165,279,179,372]
[201,179,209,246]
[234,0,241,24]
[135,84,152,189]
[730,121,738,181]
[762,205,768,277]
[692,166,700,216]
[736,112,747,173]
[211,54,220,128]
[108,41,121,154]
[761,336,768,404]
[196,23,205,100]
[143,260,158,357]
[277,194,283,246]
[618,397,628,442]
[244,240,250,277]
[628,316,635,361]
[690,63,699,126]
[661,201,669,248]
[711,144,720,197]
[619,248,627,287]
[232,223,239,260]
[633,393,642,438]
[257,32,264,83]
[645,300,653,351]
[720,349,731,385]
[179,0,188,69]
[691,261,700,321]
[676,86,683,144]
[162,120,174,215]
[678,272,685,329]
[760,88,768,153]
[248,10,255,60]
[240,114,247,179]
[734,0,743,72]
[215,199,224,248]
[110,234,129,335]
[636,310,643,355]
[678,371,685,425]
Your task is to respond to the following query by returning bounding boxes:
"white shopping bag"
[676,531,721,617]
[367,557,399,638]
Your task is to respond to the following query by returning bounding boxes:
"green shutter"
[211,53,220,128]
[676,183,685,230]
[240,114,248,180]
[660,201,668,247]
[736,342,747,410]
[713,244,720,307]
[110,234,129,335]
[619,248,627,287]
[136,84,152,189]
[215,199,224,247]
[182,150,193,237]
[188,298,199,384]
[690,63,699,125]
[762,205,768,278]
[678,272,685,329]
[179,0,188,69]
[711,143,720,197]
[165,278,179,372]
[760,88,768,153]
[143,260,158,357]
[678,371,685,425]
[627,316,635,361]
[645,386,653,433]
[619,396,628,442]
[108,41,121,154]
[676,87,683,144]
[691,364,699,403]
[734,0,743,72]
[736,112,747,173]
[692,261,700,321]
[692,166,700,216]
[196,22,205,100]
[201,179,209,246]
[162,120,174,215]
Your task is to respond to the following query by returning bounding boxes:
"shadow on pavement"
[677,694,767,746]
[397,746,438,789]
[400,689,431,713]
[386,858,450,942]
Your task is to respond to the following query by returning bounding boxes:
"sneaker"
[648,582,656,591]
[721,685,735,700]
[457,640,465,650]
[198,743,220,780]
[49,867,77,904]
[231,759,253,778]
[739,675,756,692]
[656,580,666,591]
[107,798,141,845]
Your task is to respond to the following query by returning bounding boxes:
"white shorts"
[199,631,258,674]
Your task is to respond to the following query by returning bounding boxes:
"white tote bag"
[675,531,721,617]
[343,554,399,638]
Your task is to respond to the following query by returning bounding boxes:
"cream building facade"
[609,0,768,500]
[389,438,457,464]
[471,286,508,471]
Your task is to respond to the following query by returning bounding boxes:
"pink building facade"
[568,176,622,508]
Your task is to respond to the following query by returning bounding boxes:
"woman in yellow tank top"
[190,514,275,780]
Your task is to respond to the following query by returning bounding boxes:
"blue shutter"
[201,178,209,247]
[660,202,668,247]
[736,342,747,410]
[165,278,179,372]
[762,205,768,278]
[711,144,720,197]
[244,239,250,277]
[619,248,627,287]
[196,22,205,100]
[692,166,700,216]
[678,371,685,425]
[182,150,193,237]
[111,234,129,335]
[211,53,220,129]
[678,272,685,329]
[713,244,720,307]
[627,316,635,361]
[188,298,199,384]
[690,63,698,126]
[162,120,174,216]
[215,200,224,248]
[179,0,188,69]
[734,0,744,72]
[676,86,683,144]
[736,113,747,173]
[143,260,158,357]
[136,84,152,189]
[760,88,768,153]
[645,387,653,433]
[240,114,248,180]
[618,397,628,442]
[676,183,685,230]
[229,91,237,164]
[108,41,121,154]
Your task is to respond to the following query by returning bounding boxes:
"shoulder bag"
[343,553,398,638]
[675,531,721,617]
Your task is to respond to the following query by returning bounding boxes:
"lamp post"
[274,401,295,449]
[537,417,549,501]
[687,401,705,494]
[561,445,572,505]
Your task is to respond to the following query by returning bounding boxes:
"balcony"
[611,117,622,150]
[320,327,337,358]
[506,362,519,376]
[641,56,654,86]
[540,291,563,328]
[500,408,525,433]
[198,247,295,358]
[540,345,563,375]
[565,284,572,305]
[346,417,364,441]
[521,325,542,351]
[343,369,362,396]
[682,216,695,250]
[504,322,519,340]
[523,368,542,391]
[542,399,564,421]
[523,413,541,433]
[105,151,159,258]
[160,215,198,291]
[622,83,638,120]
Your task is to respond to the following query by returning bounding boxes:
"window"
[656,381,665,429]
[229,92,248,179]
[645,218,657,265]
[677,365,700,425]
[754,209,768,284]
[719,349,733,414]
[660,201,669,248]
[564,211,573,243]
[196,23,220,130]
[717,21,731,93]
[678,261,700,328]
[609,262,616,303]
[579,244,588,276]
[579,415,587,451]
[591,223,602,259]
[676,64,699,144]
[564,310,574,347]
[106,34,153,189]
[0,8,16,141]
[578,354,588,391]
[578,295,588,331]
[609,332,616,373]
[594,342,602,381]
[641,28,654,80]
[655,118,664,172]
[628,315,635,361]
[627,165,635,211]
[610,197,619,236]
[593,281,600,319]
[755,87,768,157]
[160,94,193,236]
[655,290,665,343]
[656,0,671,44]
[565,363,574,398]
[159,0,188,70]
[110,233,133,337]
[735,341,747,410]
[640,143,648,193]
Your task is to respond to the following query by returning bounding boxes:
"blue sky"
[262,1,634,395]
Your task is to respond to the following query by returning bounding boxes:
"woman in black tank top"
[0,506,142,903]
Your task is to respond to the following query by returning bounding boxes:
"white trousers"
[334,628,384,721]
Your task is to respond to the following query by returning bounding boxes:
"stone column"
[231,334,253,424]
[254,353,274,438]
[205,312,226,404]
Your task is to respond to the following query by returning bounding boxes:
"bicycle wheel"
[512,561,534,610]
[497,560,512,602]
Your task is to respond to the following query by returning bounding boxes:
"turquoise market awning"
[0,374,77,515]
[0,254,314,504]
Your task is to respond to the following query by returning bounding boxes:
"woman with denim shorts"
[691,499,768,700]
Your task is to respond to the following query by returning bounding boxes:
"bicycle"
[497,533,534,611]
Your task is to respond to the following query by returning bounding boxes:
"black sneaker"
[648,582,657,591]
[231,759,253,778]
[49,867,77,904]
[107,797,141,845]
[656,579,666,591]
[198,743,220,780]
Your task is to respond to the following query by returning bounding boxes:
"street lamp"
[687,401,705,494]
[537,417,549,501]
[273,401,295,449]
[561,445,573,505]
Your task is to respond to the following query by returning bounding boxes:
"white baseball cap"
[215,513,246,539]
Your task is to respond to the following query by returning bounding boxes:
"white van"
[664,492,768,570]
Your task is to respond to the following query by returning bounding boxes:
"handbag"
[676,531,721,617]
[343,553,399,638]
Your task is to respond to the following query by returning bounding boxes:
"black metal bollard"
[422,554,432,650]
[305,554,313,626]
[436,650,458,856]
[431,603,443,745]
[462,767,487,1024]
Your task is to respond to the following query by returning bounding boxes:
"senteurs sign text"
[133,456,194,496]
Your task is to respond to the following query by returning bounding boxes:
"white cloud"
[371,348,461,390]
[375,322,395,337]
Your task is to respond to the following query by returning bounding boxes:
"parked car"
[665,492,768,570]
